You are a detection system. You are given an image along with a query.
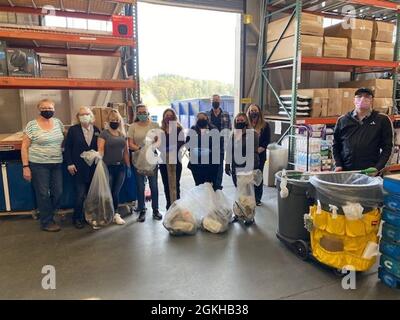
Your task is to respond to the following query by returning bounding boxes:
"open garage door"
[140,0,244,13]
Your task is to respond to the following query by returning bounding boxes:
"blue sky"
[137,2,239,84]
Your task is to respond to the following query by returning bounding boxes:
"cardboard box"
[339,79,393,98]
[91,107,104,130]
[0,41,7,76]
[341,88,355,114]
[371,41,394,61]
[267,12,323,42]
[373,21,395,43]
[267,35,323,62]
[323,37,348,58]
[324,18,373,41]
[347,39,371,59]
[373,97,393,114]
[327,88,355,116]
[6,48,39,77]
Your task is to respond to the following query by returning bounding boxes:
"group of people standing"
[21,94,271,232]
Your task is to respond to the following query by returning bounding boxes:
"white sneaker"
[114,213,126,225]
[92,221,101,230]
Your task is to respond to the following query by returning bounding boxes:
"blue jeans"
[107,164,126,211]
[30,162,63,228]
[134,167,159,212]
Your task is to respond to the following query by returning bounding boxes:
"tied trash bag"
[80,150,101,166]
[202,190,233,234]
[233,170,262,222]
[84,159,114,227]
[310,173,384,209]
[163,183,215,236]
[132,138,159,176]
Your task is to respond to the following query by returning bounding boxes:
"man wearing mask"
[333,87,393,172]
[206,94,232,190]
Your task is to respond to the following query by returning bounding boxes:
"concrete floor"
[0,168,399,300]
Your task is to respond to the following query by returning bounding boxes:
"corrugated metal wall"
[140,0,244,13]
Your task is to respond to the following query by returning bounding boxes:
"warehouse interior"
[1,0,400,300]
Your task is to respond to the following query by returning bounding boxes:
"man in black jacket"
[333,87,394,172]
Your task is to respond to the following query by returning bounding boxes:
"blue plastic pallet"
[380,238,400,261]
[382,223,400,244]
[382,208,400,228]
[378,267,400,289]
[380,254,400,278]
[383,175,400,195]
[384,194,400,212]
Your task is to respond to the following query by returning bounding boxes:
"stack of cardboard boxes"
[266,12,324,62]
[281,79,393,117]
[324,18,394,61]
[0,40,6,76]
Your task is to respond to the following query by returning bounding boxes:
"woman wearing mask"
[21,99,65,232]
[64,107,100,229]
[159,108,185,210]
[225,113,259,225]
[246,104,270,206]
[128,104,162,223]
[186,112,219,188]
[98,110,131,227]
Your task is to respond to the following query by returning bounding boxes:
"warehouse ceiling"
[140,0,244,13]
[0,0,125,15]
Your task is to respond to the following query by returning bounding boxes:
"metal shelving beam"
[0,77,135,91]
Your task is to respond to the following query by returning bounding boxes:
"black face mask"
[197,119,208,129]
[40,111,54,119]
[250,112,259,119]
[235,122,246,130]
[109,122,120,130]
[212,102,220,109]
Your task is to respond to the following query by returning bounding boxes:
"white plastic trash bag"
[202,190,232,234]
[80,150,101,166]
[233,170,261,222]
[84,159,114,227]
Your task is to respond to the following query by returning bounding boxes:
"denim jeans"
[30,162,63,228]
[134,167,159,212]
[107,164,126,211]
[73,177,90,223]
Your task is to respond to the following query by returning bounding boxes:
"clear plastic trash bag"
[84,159,114,227]
[309,173,384,209]
[132,140,159,176]
[202,190,233,234]
[233,170,262,222]
[163,183,215,236]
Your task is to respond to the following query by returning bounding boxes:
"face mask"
[250,112,259,119]
[109,122,120,130]
[212,102,220,109]
[138,114,148,122]
[79,115,91,124]
[235,122,246,130]
[40,110,54,119]
[197,119,208,128]
[355,97,372,110]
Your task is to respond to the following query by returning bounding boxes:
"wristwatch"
[23,165,30,168]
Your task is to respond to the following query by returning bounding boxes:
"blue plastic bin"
[380,238,400,261]
[384,194,400,212]
[380,254,400,278]
[382,223,400,244]
[379,267,400,289]
[382,208,400,228]
[384,175,400,195]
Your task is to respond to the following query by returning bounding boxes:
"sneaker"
[113,213,126,225]
[256,201,262,206]
[41,222,61,232]
[92,221,101,230]
[231,216,239,223]
[244,218,255,226]
[153,210,162,221]
[137,210,146,223]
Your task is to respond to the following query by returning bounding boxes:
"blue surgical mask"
[138,114,148,122]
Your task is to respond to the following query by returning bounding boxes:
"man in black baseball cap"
[332,87,393,172]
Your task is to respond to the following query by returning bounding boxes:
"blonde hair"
[106,109,126,137]
[75,106,94,125]
[246,103,266,132]
[37,99,55,109]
